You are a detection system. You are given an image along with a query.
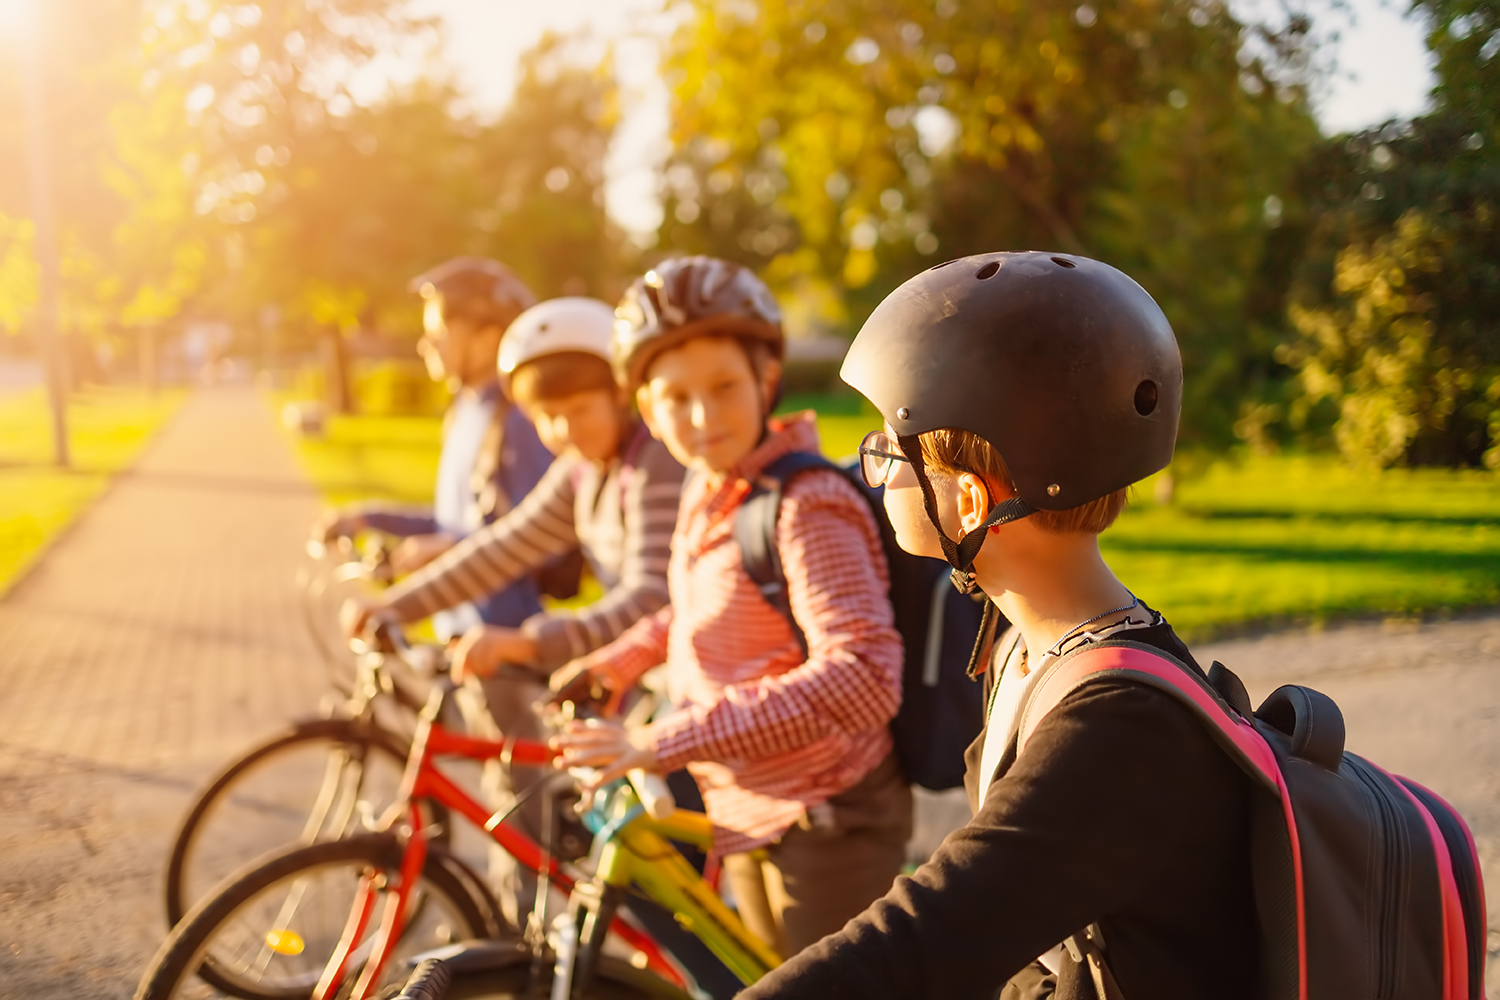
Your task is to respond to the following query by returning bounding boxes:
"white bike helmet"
[497,297,617,398]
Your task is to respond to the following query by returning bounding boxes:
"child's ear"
[955,472,992,535]
[635,385,662,440]
[759,356,783,412]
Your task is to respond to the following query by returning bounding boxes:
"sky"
[416,0,1439,236]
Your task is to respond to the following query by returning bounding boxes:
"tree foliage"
[1279,0,1499,467]
[657,0,1323,442]
[0,1,624,369]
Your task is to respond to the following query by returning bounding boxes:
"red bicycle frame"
[310,692,685,1000]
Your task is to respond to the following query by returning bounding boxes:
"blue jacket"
[360,382,554,638]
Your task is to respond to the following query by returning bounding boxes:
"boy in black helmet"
[739,253,1256,1000]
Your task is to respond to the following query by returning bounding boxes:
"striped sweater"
[384,421,685,672]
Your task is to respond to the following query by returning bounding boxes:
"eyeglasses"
[858,430,910,488]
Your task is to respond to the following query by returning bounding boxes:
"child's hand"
[449,625,538,682]
[340,594,389,641]
[547,661,622,716]
[312,508,362,545]
[552,719,660,796]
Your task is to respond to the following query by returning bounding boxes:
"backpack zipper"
[1348,756,1409,999]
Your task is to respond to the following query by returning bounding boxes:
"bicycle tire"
[164,719,446,927]
[430,946,693,1000]
[138,834,496,1000]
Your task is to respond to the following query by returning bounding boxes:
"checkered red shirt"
[577,413,904,854]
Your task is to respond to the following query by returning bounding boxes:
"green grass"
[0,386,185,594]
[274,395,1500,639]
[1108,456,1500,639]
[780,390,879,460]
[281,408,444,507]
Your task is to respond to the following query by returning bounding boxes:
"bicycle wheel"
[165,718,434,927]
[138,834,497,1000]
[432,944,693,1000]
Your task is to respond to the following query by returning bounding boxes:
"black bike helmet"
[409,256,537,325]
[842,251,1181,590]
[613,256,783,390]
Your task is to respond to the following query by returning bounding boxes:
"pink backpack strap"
[1016,641,1311,1000]
[1018,643,1279,791]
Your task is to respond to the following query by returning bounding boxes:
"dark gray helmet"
[409,256,537,322]
[613,256,783,390]
[842,251,1181,592]
[843,251,1180,510]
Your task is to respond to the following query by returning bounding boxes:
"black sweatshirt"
[737,623,1258,1000]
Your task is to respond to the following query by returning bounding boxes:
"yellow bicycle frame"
[586,784,782,986]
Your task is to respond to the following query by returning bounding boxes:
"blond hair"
[918,427,1129,534]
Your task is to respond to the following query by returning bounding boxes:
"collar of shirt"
[681,412,822,545]
[975,608,1167,804]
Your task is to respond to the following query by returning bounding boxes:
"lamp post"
[17,0,69,467]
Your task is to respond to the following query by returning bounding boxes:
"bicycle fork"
[311,824,431,1000]
[313,688,444,1000]
[554,877,625,999]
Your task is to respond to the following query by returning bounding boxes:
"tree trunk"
[322,327,355,414]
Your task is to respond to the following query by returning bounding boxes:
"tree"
[658,0,1323,441]
[1287,207,1500,467]
[2,2,627,411]
[0,0,146,359]
[480,35,627,301]
[1278,0,1500,467]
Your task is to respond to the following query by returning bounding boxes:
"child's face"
[418,296,500,387]
[520,388,624,463]
[637,336,778,475]
[879,423,976,559]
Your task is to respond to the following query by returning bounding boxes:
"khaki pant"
[723,753,913,957]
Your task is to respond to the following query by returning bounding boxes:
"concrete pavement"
[0,387,327,996]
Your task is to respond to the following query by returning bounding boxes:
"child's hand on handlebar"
[547,660,622,716]
[448,625,538,683]
[312,508,362,546]
[551,718,660,795]
[340,594,390,641]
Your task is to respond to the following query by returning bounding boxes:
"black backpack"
[733,452,991,790]
[1016,641,1486,1000]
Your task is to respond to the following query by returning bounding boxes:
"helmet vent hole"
[975,261,1000,280]
[1134,380,1159,416]
[1052,257,1076,269]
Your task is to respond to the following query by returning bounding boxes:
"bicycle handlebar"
[628,769,676,820]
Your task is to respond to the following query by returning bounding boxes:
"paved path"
[0,387,327,997]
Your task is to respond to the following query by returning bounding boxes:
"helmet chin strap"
[898,434,1035,677]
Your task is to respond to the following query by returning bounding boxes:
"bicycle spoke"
[251,869,316,977]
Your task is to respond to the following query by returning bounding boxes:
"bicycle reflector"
[264,928,306,956]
